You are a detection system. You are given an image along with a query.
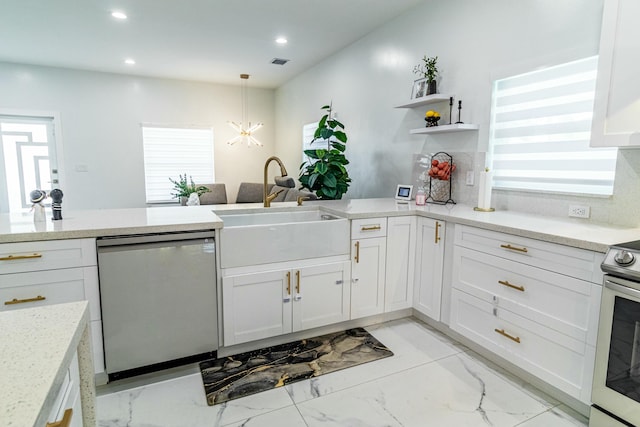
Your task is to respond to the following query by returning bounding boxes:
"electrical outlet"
[466,171,474,186]
[568,205,590,218]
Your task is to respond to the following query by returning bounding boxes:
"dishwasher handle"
[97,231,215,247]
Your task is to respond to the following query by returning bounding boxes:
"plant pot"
[427,80,437,95]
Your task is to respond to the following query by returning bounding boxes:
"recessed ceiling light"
[124,58,135,65]
[111,11,127,20]
[275,37,288,45]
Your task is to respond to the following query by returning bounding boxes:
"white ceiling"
[0,0,424,88]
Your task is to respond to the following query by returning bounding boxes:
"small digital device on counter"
[395,185,413,203]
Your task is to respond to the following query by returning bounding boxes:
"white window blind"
[142,126,214,203]
[489,56,617,196]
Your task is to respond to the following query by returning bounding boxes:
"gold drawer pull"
[354,241,360,263]
[4,295,46,305]
[47,408,73,427]
[494,328,521,344]
[0,253,43,261]
[435,221,441,244]
[296,270,301,294]
[500,244,528,253]
[360,225,381,231]
[498,280,525,292]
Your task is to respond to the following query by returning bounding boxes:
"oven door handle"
[605,279,640,299]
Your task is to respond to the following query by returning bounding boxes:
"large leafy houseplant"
[299,104,351,199]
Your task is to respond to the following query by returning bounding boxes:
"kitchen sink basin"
[217,209,349,268]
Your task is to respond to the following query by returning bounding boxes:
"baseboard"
[217,309,412,358]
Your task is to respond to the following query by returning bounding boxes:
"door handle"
[498,280,525,292]
[0,253,42,261]
[435,221,441,244]
[500,244,528,253]
[4,295,46,305]
[354,241,360,263]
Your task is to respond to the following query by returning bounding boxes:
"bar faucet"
[263,156,288,207]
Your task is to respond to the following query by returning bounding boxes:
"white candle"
[477,168,493,209]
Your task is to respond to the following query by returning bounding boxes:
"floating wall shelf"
[409,124,479,135]
[395,94,454,109]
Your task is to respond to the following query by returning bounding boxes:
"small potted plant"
[413,55,439,95]
[169,174,210,205]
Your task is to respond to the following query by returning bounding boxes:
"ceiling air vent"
[271,58,290,66]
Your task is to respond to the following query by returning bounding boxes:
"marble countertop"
[1,199,639,253]
[0,301,90,427]
[0,205,224,243]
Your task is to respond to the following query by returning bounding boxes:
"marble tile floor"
[96,317,588,427]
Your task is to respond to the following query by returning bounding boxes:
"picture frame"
[411,78,427,99]
[395,184,413,202]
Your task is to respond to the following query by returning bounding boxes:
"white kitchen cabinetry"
[222,260,351,346]
[47,351,83,427]
[385,216,416,312]
[413,217,445,320]
[350,218,387,319]
[0,239,104,377]
[591,0,640,147]
[450,225,602,403]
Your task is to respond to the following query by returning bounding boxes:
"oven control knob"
[614,250,636,266]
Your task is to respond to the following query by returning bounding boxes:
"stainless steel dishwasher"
[97,231,218,381]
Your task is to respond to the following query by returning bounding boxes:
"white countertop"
[1,199,639,253]
[0,301,90,427]
[0,205,223,243]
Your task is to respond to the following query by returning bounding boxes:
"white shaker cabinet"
[385,216,416,312]
[449,225,602,403]
[591,0,640,147]
[413,217,445,320]
[222,260,351,346]
[0,238,104,377]
[350,218,387,319]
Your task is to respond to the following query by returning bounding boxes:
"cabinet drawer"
[453,246,601,345]
[0,267,100,321]
[450,289,594,402]
[351,218,387,239]
[0,239,96,274]
[454,225,599,282]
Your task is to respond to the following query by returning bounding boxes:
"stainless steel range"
[591,241,640,426]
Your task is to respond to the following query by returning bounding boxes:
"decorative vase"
[186,193,200,206]
[427,80,437,95]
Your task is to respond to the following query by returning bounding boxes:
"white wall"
[0,62,275,209]
[275,0,640,227]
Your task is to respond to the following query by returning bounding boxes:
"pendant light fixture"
[227,74,263,147]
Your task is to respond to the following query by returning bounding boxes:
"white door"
[351,237,386,319]
[293,261,351,331]
[413,218,445,320]
[385,216,416,312]
[0,115,60,213]
[222,269,292,346]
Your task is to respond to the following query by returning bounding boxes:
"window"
[142,125,214,203]
[0,115,59,213]
[489,56,617,196]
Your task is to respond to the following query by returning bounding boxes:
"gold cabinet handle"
[47,408,73,427]
[295,270,300,294]
[494,328,521,344]
[354,241,360,263]
[500,244,528,253]
[4,295,46,305]
[286,271,291,296]
[498,280,525,292]
[0,253,42,261]
[360,225,381,231]
[435,221,441,244]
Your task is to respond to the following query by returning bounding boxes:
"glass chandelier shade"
[227,74,263,147]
